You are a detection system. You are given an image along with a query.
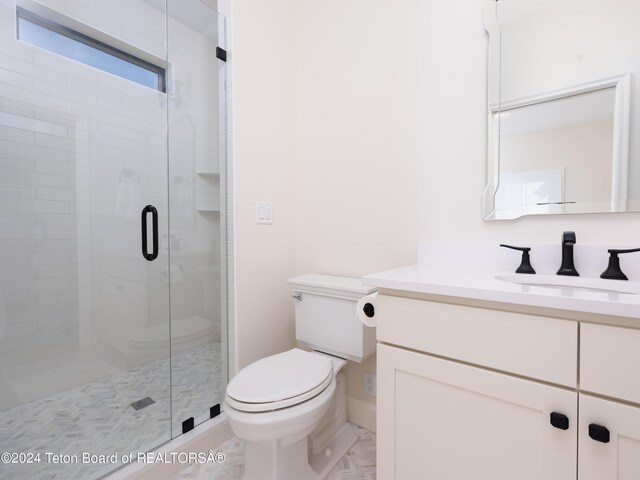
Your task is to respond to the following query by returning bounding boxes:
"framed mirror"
[483,0,639,220]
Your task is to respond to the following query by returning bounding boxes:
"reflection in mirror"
[495,88,616,218]
[483,0,638,220]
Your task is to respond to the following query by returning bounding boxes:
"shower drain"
[130,397,156,411]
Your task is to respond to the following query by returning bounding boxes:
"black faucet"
[557,231,579,276]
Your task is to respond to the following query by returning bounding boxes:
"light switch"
[256,202,273,224]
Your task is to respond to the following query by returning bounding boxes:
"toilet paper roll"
[356,292,378,328]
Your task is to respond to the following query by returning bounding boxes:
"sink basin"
[495,274,640,295]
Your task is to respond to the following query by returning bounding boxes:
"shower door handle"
[141,205,159,261]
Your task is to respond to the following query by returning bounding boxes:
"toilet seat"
[226,349,334,413]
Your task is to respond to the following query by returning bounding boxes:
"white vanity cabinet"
[376,294,640,480]
[377,344,577,480]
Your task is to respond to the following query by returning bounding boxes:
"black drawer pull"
[141,205,159,261]
[550,412,569,430]
[588,424,610,443]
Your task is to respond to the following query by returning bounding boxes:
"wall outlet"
[364,372,377,397]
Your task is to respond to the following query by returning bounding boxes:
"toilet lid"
[226,349,333,407]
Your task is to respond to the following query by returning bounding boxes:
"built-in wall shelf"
[195,172,220,212]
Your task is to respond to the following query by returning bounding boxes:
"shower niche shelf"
[196,172,220,212]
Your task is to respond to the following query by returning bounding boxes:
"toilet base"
[242,436,317,480]
[308,422,358,479]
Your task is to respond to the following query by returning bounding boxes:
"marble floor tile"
[0,343,223,480]
[170,424,376,480]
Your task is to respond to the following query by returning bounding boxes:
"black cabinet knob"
[588,424,610,443]
[363,303,375,318]
[550,412,569,430]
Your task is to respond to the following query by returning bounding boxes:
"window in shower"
[16,7,166,92]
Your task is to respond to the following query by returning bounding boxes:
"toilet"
[223,274,376,480]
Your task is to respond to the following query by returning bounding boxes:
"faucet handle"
[600,248,640,281]
[500,244,536,274]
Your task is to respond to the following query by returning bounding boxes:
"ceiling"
[142,0,220,33]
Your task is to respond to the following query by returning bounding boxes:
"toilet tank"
[287,274,377,363]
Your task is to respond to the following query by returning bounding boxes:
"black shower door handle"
[141,205,159,261]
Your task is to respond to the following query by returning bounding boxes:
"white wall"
[292,0,423,431]
[293,0,422,276]
[232,0,298,370]
[233,0,422,431]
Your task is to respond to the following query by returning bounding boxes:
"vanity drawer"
[377,295,578,387]
[581,323,640,404]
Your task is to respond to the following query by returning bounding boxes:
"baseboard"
[104,414,233,480]
[346,396,377,433]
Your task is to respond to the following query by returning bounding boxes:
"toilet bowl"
[223,275,376,480]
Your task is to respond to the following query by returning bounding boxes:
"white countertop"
[363,242,640,321]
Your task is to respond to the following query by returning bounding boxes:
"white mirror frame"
[483,1,631,220]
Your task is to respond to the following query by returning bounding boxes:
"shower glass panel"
[0,0,227,478]
[166,0,226,434]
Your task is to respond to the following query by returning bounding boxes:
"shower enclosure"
[0,0,227,478]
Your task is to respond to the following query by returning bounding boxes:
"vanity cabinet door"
[378,344,577,480]
[579,394,640,479]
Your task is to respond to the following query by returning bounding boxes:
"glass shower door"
[0,1,172,478]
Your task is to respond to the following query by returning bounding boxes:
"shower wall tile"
[0,68,33,89]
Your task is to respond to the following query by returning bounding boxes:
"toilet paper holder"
[362,302,375,318]
[356,292,378,328]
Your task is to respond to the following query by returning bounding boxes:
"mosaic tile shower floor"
[170,424,376,480]
[0,343,222,480]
